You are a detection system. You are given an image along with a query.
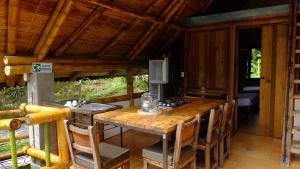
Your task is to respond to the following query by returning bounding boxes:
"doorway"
[237,28,262,135]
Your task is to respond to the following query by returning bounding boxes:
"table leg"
[163,134,168,169]
[120,127,123,147]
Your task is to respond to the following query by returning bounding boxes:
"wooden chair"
[196,105,223,169]
[64,120,130,169]
[219,100,236,167]
[142,114,201,169]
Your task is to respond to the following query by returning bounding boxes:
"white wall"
[104,98,141,139]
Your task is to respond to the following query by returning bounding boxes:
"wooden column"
[228,26,236,101]
[127,68,134,106]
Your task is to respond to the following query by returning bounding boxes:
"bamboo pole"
[22,146,60,164]
[0,119,22,130]
[37,0,73,60]
[0,150,26,161]
[9,129,18,169]
[4,64,146,76]
[54,6,104,56]
[3,55,146,65]
[20,104,71,125]
[44,123,51,167]
[56,119,70,165]
[0,109,25,117]
[0,133,29,143]
[87,0,183,31]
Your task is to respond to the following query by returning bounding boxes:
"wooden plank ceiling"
[0,0,212,84]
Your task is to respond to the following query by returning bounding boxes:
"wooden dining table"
[93,98,224,169]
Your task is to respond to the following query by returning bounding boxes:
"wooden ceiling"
[0,0,213,85]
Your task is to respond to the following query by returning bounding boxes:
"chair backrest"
[206,105,223,143]
[173,114,201,166]
[227,100,236,129]
[64,120,101,169]
[220,103,229,135]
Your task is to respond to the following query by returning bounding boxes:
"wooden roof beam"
[7,0,19,55]
[87,0,184,31]
[5,64,147,76]
[34,0,66,57]
[6,0,20,87]
[3,55,146,65]
[54,6,104,56]
[157,31,181,56]
[127,0,185,61]
[34,0,73,61]
[94,0,160,57]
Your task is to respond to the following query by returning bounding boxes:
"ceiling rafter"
[34,0,73,61]
[33,0,66,57]
[5,0,20,87]
[87,0,183,31]
[94,0,159,57]
[156,31,181,57]
[54,6,104,56]
[127,0,185,61]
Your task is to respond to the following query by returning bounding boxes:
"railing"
[0,104,72,169]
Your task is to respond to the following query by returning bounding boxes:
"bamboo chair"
[219,100,236,167]
[196,105,223,169]
[64,120,130,169]
[142,114,201,169]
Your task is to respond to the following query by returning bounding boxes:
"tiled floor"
[104,130,300,169]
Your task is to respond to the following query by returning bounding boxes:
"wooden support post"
[87,0,183,31]
[228,26,236,101]
[54,6,104,56]
[127,68,134,106]
[35,0,73,60]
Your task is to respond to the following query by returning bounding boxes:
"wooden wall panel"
[185,23,288,138]
[185,29,229,91]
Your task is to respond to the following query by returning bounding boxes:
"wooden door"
[260,25,273,136]
[260,24,288,137]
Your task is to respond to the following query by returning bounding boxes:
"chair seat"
[75,142,130,169]
[197,134,218,150]
[142,142,194,165]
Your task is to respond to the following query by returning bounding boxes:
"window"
[55,76,127,102]
[133,74,148,93]
[250,48,261,78]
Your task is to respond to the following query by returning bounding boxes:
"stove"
[157,98,189,108]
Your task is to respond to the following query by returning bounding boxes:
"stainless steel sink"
[79,103,119,111]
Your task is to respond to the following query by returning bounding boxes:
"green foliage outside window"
[250,48,261,78]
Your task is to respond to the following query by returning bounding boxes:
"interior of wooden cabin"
[2,0,300,169]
